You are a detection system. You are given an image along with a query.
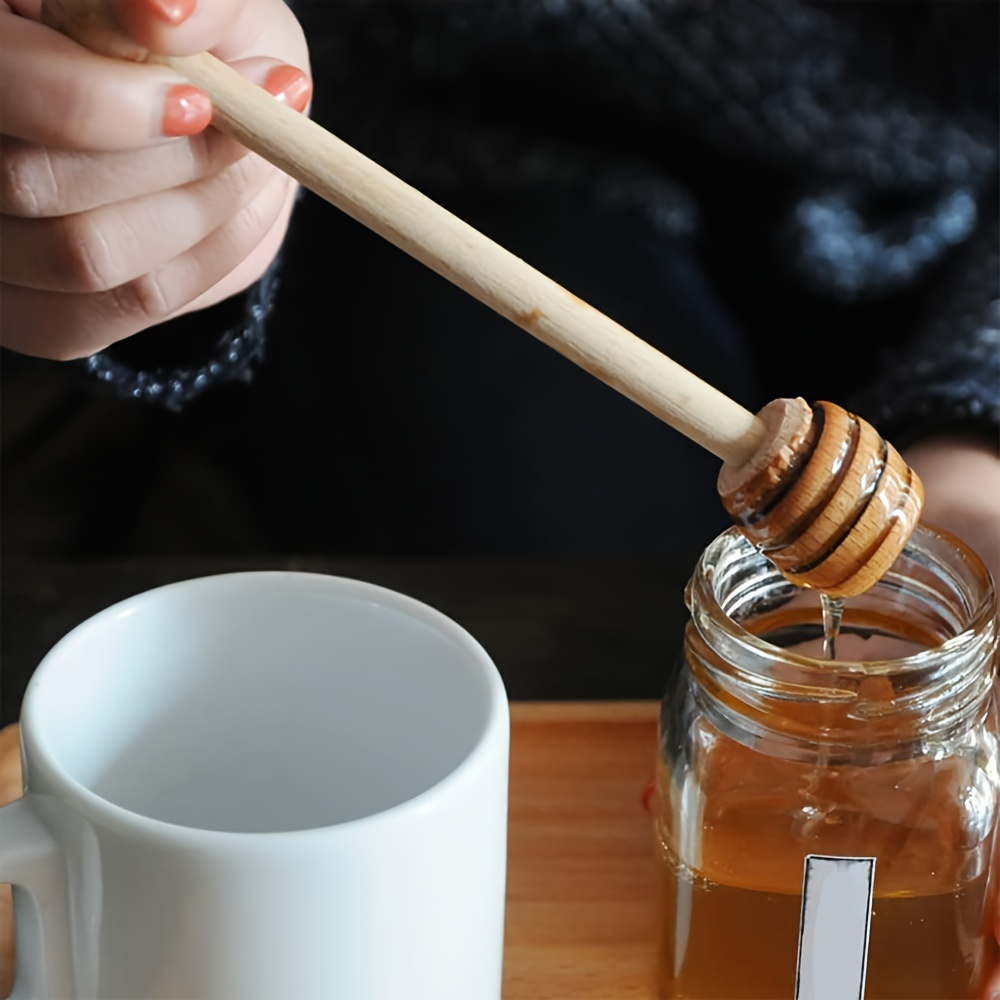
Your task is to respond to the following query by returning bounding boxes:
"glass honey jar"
[655,524,999,999]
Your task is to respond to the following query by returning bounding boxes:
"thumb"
[107,0,267,60]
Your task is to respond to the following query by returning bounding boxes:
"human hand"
[904,433,1000,588]
[0,0,310,361]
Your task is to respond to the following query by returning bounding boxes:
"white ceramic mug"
[0,572,509,999]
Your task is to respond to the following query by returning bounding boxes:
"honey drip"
[820,592,844,660]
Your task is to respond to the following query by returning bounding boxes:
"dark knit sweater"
[88,0,1000,438]
[4,0,997,557]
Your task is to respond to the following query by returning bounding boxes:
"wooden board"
[503,702,659,999]
[0,702,660,999]
[0,722,19,1000]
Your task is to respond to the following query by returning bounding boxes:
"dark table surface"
[1,556,691,727]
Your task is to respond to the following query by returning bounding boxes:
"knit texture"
[86,0,999,437]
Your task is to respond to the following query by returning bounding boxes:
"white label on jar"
[795,855,876,1000]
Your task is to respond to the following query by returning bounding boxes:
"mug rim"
[19,570,509,843]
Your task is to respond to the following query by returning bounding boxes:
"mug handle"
[0,798,74,999]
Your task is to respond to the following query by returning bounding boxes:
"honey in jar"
[655,525,999,999]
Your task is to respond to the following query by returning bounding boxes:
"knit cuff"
[77,254,282,412]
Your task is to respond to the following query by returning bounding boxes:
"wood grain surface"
[0,723,20,1000]
[504,702,659,999]
[0,702,660,999]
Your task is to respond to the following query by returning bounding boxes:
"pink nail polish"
[147,0,197,26]
[264,65,313,113]
[162,85,212,137]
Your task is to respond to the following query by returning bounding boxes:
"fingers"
[1,13,202,149]
[3,0,309,151]
[1,56,310,218]
[1,131,240,217]
[0,0,310,357]
[0,171,291,360]
[111,0,250,55]
[2,153,279,292]
[173,172,297,317]
[110,0,302,63]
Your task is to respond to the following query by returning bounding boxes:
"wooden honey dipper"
[45,0,924,598]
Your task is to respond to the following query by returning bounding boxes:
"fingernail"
[146,0,197,24]
[162,85,212,137]
[264,65,313,113]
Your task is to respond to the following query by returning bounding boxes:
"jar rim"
[689,523,997,678]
